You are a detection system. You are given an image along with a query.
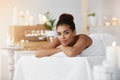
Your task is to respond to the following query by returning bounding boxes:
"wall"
[0,56,1,80]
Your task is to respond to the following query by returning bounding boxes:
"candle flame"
[26,10,29,14]
[14,6,17,10]
[112,17,118,21]
[39,14,42,17]
[112,41,116,47]
[20,11,24,16]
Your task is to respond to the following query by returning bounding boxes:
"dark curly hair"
[56,13,75,32]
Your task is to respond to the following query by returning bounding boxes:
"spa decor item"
[44,12,56,30]
[88,12,97,26]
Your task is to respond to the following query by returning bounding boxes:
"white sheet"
[13,55,105,80]
[13,33,120,80]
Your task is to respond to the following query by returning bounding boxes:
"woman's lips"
[61,40,67,44]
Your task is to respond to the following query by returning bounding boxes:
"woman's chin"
[61,43,68,46]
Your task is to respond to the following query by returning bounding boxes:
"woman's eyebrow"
[57,31,60,33]
[64,30,69,32]
[57,29,69,33]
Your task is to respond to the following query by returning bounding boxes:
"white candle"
[112,17,119,26]
[41,15,47,24]
[39,14,47,24]
[29,16,34,26]
[6,33,11,46]
[12,6,18,25]
[105,22,110,26]
[19,11,25,25]
[25,10,30,25]
[117,46,120,67]
[106,41,117,66]
[39,14,42,24]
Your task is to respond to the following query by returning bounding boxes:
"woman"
[35,13,92,57]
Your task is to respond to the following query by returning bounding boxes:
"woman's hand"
[58,45,64,51]
[57,45,77,57]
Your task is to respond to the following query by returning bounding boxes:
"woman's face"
[56,24,76,46]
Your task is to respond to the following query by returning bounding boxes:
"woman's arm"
[35,38,61,58]
[59,34,92,57]
[35,48,61,58]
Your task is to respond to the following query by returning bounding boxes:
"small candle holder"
[112,17,119,26]
[104,22,111,26]
[47,36,54,42]
[103,16,112,26]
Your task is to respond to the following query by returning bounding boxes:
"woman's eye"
[57,33,61,36]
[65,31,69,34]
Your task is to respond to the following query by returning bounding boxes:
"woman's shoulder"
[77,34,92,47]
[76,34,89,38]
[77,34,92,42]
[74,34,89,42]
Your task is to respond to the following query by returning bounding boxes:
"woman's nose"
[61,34,65,39]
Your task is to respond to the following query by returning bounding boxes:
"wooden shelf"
[9,25,46,42]
[8,25,49,50]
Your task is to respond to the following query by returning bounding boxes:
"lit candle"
[106,41,117,66]
[48,36,54,42]
[25,10,30,25]
[29,16,34,26]
[39,14,42,24]
[12,6,18,25]
[41,15,47,24]
[6,33,11,46]
[117,46,120,67]
[105,22,110,26]
[19,11,25,25]
[38,14,47,24]
[112,17,119,26]
[112,17,118,21]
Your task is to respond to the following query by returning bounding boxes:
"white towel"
[81,33,120,56]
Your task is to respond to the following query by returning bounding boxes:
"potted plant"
[42,12,57,41]
[88,12,97,26]
[44,12,56,30]
[88,13,96,17]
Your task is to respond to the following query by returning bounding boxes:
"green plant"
[44,12,56,30]
[88,13,96,17]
